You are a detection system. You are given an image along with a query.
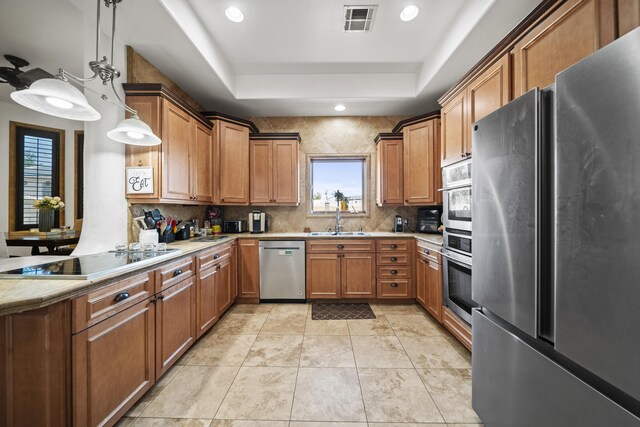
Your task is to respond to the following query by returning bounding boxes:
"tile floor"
[117,303,482,427]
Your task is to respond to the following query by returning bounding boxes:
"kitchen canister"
[139,229,159,246]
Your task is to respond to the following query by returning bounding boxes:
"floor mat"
[311,302,376,320]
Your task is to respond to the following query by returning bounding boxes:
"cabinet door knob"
[423,249,430,255]
[390,257,398,262]
[391,270,398,275]
[113,291,130,303]
[216,265,221,271]
[173,268,183,277]
[390,283,399,288]
[158,295,165,301]
[337,244,345,249]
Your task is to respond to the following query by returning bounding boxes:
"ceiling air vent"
[344,5,377,32]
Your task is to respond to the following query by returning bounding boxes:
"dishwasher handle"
[261,247,301,250]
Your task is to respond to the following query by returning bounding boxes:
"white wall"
[0,100,83,232]
[71,11,128,256]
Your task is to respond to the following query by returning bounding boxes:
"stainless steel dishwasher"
[259,240,306,301]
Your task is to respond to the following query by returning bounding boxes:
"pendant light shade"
[10,78,101,121]
[107,117,161,146]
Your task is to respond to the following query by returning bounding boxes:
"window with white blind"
[11,123,64,231]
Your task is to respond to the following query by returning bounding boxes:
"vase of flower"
[33,196,65,232]
[38,209,54,232]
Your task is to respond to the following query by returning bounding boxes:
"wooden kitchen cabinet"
[618,0,640,36]
[213,120,251,205]
[250,134,301,206]
[196,266,218,338]
[231,241,238,302]
[215,256,233,315]
[306,240,376,299]
[192,121,214,203]
[238,239,260,300]
[1,302,70,427]
[441,89,468,167]
[440,53,511,167]
[416,256,428,307]
[306,253,342,299]
[375,133,404,206]
[426,259,443,322]
[466,53,512,145]
[341,253,376,298]
[513,0,615,97]
[124,84,214,204]
[73,299,155,427]
[155,276,196,377]
[403,117,441,205]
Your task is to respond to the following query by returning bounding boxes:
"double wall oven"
[441,158,477,324]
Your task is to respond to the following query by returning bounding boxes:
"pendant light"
[10,0,161,145]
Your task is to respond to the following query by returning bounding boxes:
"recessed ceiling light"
[400,5,419,21]
[334,104,346,112]
[225,6,244,22]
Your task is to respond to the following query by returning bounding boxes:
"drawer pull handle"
[213,254,220,259]
[113,292,130,303]
[424,249,430,255]
[173,268,183,277]
[390,283,399,288]
[216,265,221,271]
[391,270,398,275]
[337,244,345,249]
[390,257,398,262]
[390,244,398,249]
[158,295,165,301]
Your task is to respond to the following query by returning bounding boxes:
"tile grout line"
[288,304,308,423]
[349,323,370,425]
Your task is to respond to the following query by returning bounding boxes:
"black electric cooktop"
[0,249,181,280]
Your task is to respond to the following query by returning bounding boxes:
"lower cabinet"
[155,276,197,377]
[0,302,70,427]
[72,299,155,427]
[416,250,443,323]
[215,256,233,315]
[342,253,376,298]
[306,251,376,298]
[196,266,218,338]
[238,239,260,300]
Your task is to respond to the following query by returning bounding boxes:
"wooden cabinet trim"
[443,306,472,351]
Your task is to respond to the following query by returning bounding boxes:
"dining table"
[5,231,81,255]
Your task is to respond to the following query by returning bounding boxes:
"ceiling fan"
[0,54,53,90]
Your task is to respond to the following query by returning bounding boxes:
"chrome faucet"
[335,208,342,234]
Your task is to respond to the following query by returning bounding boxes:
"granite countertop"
[0,232,443,316]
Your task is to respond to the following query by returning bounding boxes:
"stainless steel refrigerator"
[471,27,640,426]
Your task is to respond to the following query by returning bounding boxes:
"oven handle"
[441,251,472,268]
[438,183,472,192]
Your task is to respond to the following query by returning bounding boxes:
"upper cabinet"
[513,0,615,97]
[124,84,214,204]
[441,53,511,168]
[377,114,441,207]
[438,0,637,168]
[375,133,404,206]
[402,118,441,206]
[249,134,301,206]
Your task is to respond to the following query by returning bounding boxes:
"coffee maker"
[248,211,266,233]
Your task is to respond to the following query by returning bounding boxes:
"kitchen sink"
[308,231,369,236]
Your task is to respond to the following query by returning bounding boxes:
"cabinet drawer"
[378,266,411,279]
[416,240,441,264]
[157,256,194,292]
[72,271,154,333]
[377,239,412,252]
[307,239,375,253]
[377,279,411,298]
[377,253,410,265]
[198,244,231,271]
